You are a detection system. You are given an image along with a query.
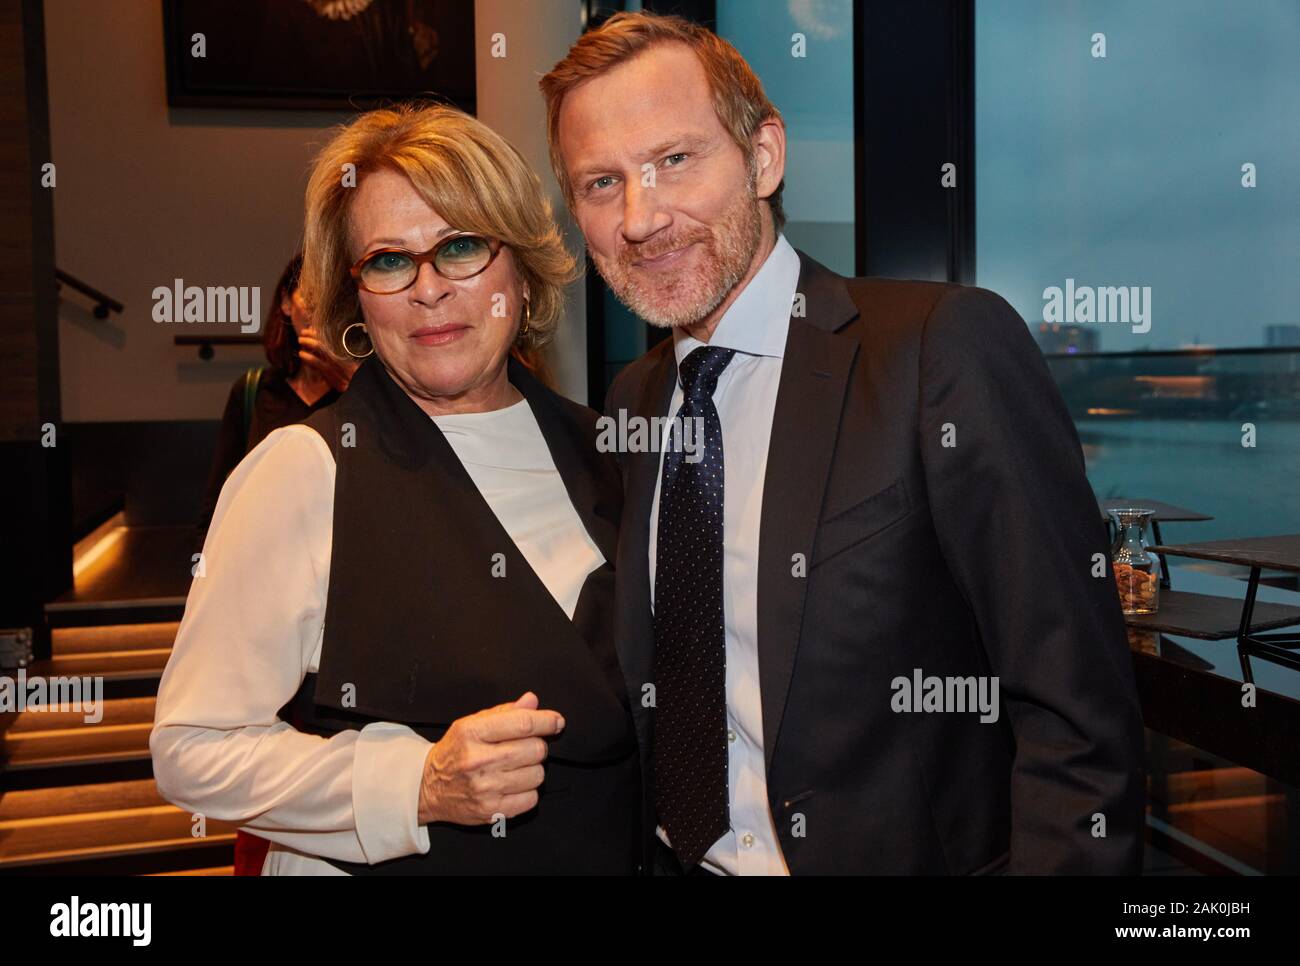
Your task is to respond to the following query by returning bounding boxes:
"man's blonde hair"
[300,103,577,358]
[539,11,785,230]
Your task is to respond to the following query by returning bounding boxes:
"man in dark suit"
[540,11,1146,874]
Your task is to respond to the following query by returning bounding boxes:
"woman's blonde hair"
[300,103,577,359]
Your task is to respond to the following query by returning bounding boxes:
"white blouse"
[150,394,606,875]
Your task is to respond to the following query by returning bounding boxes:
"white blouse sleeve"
[150,424,432,865]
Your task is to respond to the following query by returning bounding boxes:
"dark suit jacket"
[604,249,1147,875]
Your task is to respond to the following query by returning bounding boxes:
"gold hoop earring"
[341,321,373,359]
[518,299,531,339]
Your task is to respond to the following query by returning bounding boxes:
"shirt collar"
[672,233,800,365]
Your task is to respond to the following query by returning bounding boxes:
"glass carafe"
[1108,508,1161,615]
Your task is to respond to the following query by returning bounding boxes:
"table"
[1148,535,1300,678]
[1120,536,1300,866]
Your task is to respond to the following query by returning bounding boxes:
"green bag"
[240,366,267,447]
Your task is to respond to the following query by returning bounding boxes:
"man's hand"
[417,692,564,826]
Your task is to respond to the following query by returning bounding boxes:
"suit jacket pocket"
[811,478,911,567]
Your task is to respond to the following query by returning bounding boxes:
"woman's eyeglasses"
[349,232,504,295]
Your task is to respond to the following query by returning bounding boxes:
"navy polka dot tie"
[654,345,735,869]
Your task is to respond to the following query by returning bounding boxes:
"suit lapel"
[623,343,678,573]
[614,343,676,731]
[757,251,860,772]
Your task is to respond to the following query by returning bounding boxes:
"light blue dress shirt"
[649,233,801,875]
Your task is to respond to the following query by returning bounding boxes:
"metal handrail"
[54,269,123,318]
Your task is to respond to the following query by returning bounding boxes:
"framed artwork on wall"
[162,0,475,112]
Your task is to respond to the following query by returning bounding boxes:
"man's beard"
[591,178,763,329]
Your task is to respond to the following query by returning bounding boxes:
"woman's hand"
[298,326,359,392]
[417,692,565,826]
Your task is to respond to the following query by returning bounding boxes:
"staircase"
[1,526,239,875]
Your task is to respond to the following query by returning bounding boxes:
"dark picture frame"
[161,0,476,112]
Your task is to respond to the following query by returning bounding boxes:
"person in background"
[196,253,357,541]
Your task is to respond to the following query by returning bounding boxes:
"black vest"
[282,355,642,874]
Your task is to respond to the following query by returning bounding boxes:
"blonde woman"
[152,104,647,875]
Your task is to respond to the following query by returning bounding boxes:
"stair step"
[0,779,238,869]
[52,623,178,656]
[45,597,186,629]
[0,779,164,820]
[1,758,156,791]
[147,865,233,876]
[2,722,153,770]
[24,650,170,681]
[2,696,157,772]
[3,696,155,732]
